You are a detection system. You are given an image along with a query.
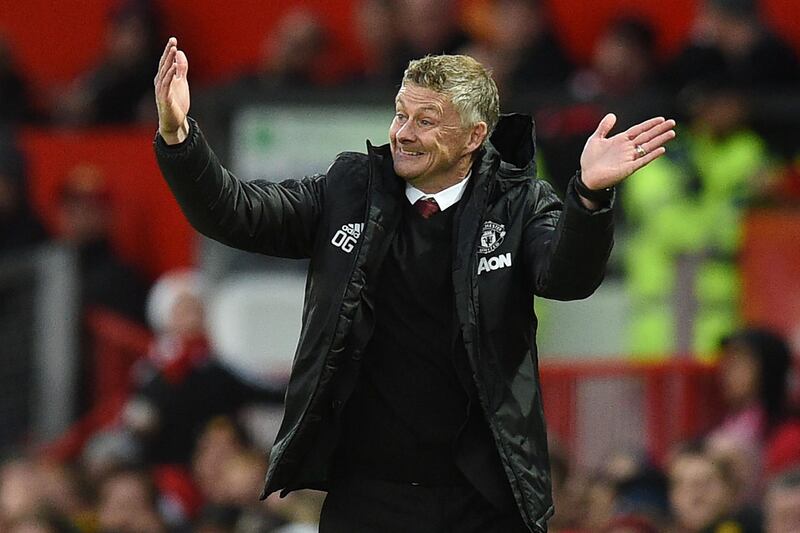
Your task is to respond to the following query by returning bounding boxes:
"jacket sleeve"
[154,117,325,258]
[522,175,614,300]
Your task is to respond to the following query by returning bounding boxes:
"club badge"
[478,221,506,254]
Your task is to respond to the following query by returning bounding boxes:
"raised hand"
[154,37,190,145]
[580,114,676,191]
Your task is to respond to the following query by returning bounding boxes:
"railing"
[64,309,727,468]
[44,308,152,461]
[84,308,153,407]
[541,359,724,469]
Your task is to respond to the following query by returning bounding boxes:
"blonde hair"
[403,54,500,136]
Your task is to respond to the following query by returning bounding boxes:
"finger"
[630,146,666,173]
[625,117,665,140]
[640,129,676,154]
[157,37,177,75]
[175,50,189,80]
[155,45,177,88]
[157,57,176,94]
[593,113,617,139]
[633,119,676,145]
[157,61,178,100]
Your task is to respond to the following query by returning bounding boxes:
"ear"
[464,122,488,155]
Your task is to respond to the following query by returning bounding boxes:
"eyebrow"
[395,98,442,116]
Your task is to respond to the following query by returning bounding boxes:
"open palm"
[580,113,676,190]
[154,37,191,144]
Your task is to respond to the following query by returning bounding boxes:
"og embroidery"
[477,221,506,254]
[331,223,363,253]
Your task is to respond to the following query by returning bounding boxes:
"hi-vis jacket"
[155,114,614,532]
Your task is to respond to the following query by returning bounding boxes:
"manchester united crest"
[478,221,506,254]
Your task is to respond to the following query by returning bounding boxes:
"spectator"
[460,0,572,100]
[254,8,328,89]
[213,451,293,531]
[55,164,149,416]
[706,328,793,501]
[352,0,397,87]
[388,0,471,79]
[217,451,268,508]
[0,458,42,526]
[764,468,800,533]
[667,442,760,533]
[191,418,249,507]
[570,17,658,101]
[582,473,618,531]
[614,467,670,526]
[195,7,333,142]
[33,461,93,531]
[667,0,799,93]
[95,467,166,533]
[0,36,32,123]
[572,449,669,531]
[0,137,47,255]
[55,164,149,324]
[124,269,283,465]
[535,16,662,199]
[622,83,770,357]
[0,457,93,532]
[54,0,161,125]
[712,328,792,443]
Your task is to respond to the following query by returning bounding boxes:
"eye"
[395,112,407,121]
[419,119,433,127]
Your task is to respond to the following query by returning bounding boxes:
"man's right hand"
[154,37,190,145]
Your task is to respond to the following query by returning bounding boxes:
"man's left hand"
[579,114,676,191]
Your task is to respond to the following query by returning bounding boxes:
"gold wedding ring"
[635,144,647,158]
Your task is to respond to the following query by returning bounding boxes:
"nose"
[395,119,416,144]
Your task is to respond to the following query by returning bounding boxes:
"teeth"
[400,149,423,156]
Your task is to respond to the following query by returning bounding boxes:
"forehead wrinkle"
[395,87,446,116]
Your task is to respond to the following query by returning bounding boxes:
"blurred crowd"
[2,0,800,531]
[546,327,800,533]
[1,0,799,127]
[3,0,800,357]
[0,262,317,533]
[0,288,798,531]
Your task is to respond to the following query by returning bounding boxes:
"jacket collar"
[483,113,537,183]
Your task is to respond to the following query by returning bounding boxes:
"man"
[153,37,674,532]
[765,469,800,533]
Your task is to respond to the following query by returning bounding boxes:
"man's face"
[766,485,800,533]
[719,343,760,409]
[669,455,732,531]
[389,83,482,192]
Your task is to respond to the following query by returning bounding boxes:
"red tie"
[414,197,440,219]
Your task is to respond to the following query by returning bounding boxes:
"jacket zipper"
[271,153,376,494]
[465,177,541,531]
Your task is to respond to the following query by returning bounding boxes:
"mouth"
[397,147,424,157]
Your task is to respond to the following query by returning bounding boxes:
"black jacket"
[155,114,614,532]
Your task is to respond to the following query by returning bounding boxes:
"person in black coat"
[153,37,675,532]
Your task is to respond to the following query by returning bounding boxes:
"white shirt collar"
[404,171,471,212]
